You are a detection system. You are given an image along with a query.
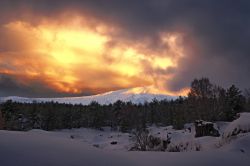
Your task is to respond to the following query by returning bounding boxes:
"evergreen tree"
[225,85,244,121]
[244,88,250,112]
[0,110,5,129]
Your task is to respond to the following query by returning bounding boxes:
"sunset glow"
[0,14,188,96]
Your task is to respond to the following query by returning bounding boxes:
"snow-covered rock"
[223,113,250,138]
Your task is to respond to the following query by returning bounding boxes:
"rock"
[93,144,100,148]
[110,141,118,145]
[194,120,220,137]
[240,149,245,153]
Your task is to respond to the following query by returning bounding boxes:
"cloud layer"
[0,0,250,97]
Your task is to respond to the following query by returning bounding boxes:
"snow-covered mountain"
[0,87,177,105]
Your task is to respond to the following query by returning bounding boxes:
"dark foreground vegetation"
[0,78,249,132]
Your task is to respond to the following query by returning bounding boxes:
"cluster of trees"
[0,78,249,132]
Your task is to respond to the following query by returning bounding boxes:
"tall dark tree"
[244,89,250,112]
[188,78,213,99]
[188,78,214,120]
[0,110,5,129]
[225,85,245,121]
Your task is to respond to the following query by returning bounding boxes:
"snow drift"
[223,113,250,138]
[0,129,250,166]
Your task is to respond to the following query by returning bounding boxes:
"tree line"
[0,78,249,132]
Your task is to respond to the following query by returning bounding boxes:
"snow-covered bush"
[130,128,171,151]
[167,141,201,152]
[130,129,150,151]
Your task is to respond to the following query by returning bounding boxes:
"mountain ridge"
[0,87,177,105]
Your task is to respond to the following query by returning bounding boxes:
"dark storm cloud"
[0,0,250,96]
[0,74,63,97]
[80,0,250,90]
[0,74,93,98]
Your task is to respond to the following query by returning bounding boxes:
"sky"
[0,0,250,97]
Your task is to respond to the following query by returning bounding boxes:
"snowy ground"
[1,113,250,166]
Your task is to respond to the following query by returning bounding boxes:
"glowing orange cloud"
[0,15,188,96]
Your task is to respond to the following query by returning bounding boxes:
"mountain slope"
[0,87,177,105]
